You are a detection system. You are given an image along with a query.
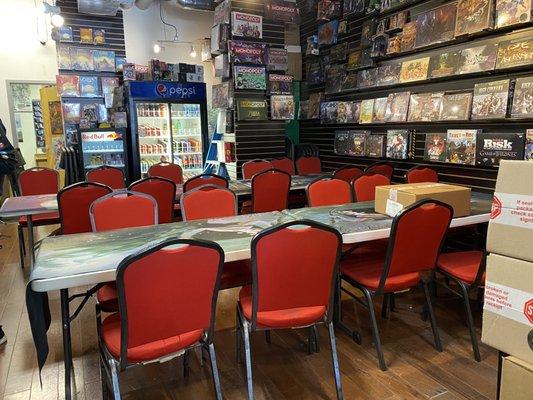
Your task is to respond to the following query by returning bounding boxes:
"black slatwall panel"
[231,0,289,177]
[298,0,533,193]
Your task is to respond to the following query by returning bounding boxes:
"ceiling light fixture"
[189,44,197,58]
[51,13,64,27]
[153,42,162,54]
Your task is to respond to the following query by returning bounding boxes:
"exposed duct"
[134,0,214,12]
[78,0,134,15]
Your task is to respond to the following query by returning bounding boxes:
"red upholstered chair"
[58,182,112,235]
[237,220,344,400]
[99,238,224,400]
[270,157,296,175]
[242,159,272,179]
[296,155,322,175]
[306,178,352,207]
[86,165,125,190]
[340,200,453,370]
[183,173,228,192]
[90,190,158,314]
[436,251,485,361]
[181,185,250,290]
[129,177,176,224]
[17,167,61,268]
[148,162,183,185]
[353,173,391,202]
[333,166,364,183]
[405,166,439,183]
[248,169,291,213]
[365,162,394,180]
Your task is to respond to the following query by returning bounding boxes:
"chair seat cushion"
[101,313,204,363]
[18,212,60,227]
[239,285,326,329]
[342,239,389,258]
[97,283,119,312]
[241,200,252,215]
[341,254,420,292]
[437,251,485,285]
[221,260,252,289]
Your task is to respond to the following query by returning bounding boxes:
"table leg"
[61,289,73,400]
[27,215,35,267]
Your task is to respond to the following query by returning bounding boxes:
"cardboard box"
[374,183,471,217]
[482,253,533,364]
[500,356,533,400]
[487,161,533,263]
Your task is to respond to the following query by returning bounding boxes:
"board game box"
[471,79,510,119]
[351,131,368,156]
[475,132,526,165]
[376,62,401,86]
[229,41,266,64]
[306,35,320,55]
[366,134,386,157]
[343,0,366,16]
[334,130,352,155]
[320,101,338,124]
[212,82,233,109]
[237,98,268,120]
[79,27,93,44]
[511,76,533,118]
[93,50,115,72]
[455,0,493,36]
[342,72,359,91]
[214,0,230,24]
[267,48,288,71]
[214,54,230,78]
[415,3,457,48]
[359,99,374,123]
[318,20,339,47]
[346,50,362,70]
[71,48,93,71]
[317,0,343,20]
[326,64,346,93]
[271,95,295,120]
[299,100,310,120]
[211,23,230,54]
[56,75,80,97]
[306,59,325,84]
[526,129,533,160]
[338,20,348,36]
[457,44,498,74]
[269,74,293,94]
[361,20,374,47]
[399,57,430,83]
[400,22,417,52]
[62,102,80,123]
[337,101,361,123]
[330,43,348,62]
[234,65,267,90]
[93,29,105,45]
[360,48,374,68]
[408,92,444,121]
[264,0,300,23]
[424,132,447,161]
[386,130,409,159]
[428,51,461,78]
[495,0,532,28]
[232,12,262,38]
[101,77,119,94]
[357,68,378,88]
[446,129,478,164]
[79,76,99,97]
[57,45,71,69]
[496,38,533,69]
[384,91,410,122]
[439,92,473,120]
[372,97,388,122]
[309,92,325,119]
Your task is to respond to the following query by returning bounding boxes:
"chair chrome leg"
[459,282,481,361]
[312,325,320,353]
[307,326,314,355]
[335,278,362,344]
[361,288,387,371]
[265,330,271,344]
[422,281,443,352]
[100,358,108,400]
[207,343,223,400]
[236,305,242,364]
[328,322,343,400]
[183,349,190,378]
[242,323,254,400]
[109,359,121,400]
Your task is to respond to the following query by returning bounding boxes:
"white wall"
[0,0,57,144]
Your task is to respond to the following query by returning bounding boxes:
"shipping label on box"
[482,253,533,364]
[487,160,533,262]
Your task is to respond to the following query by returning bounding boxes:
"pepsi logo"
[156,83,168,96]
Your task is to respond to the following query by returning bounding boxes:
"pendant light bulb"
[153,42,161,54]
[189,44,197,58]
[51,13,64,27]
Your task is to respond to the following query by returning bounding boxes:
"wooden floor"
[0,223,497,400]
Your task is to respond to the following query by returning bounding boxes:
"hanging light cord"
[159,0,179,41]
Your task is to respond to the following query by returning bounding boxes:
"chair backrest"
[405,166,439,184]
[180,185,237,221]
[365,162,394,180]
[252,169,291,213]
[57,182,112,235]
[270,157,296,176]
[128,177,176,224]
[86,166,125,190]
[376,200,453,294]
[307,178,352,207]
[183,173,229,192]
[242,159,273,179]
[249,220,342,329]
[148,162,183,185]
[90,190,158,232]
[116,238,223,370]
[296,156,321,175]
[18,167,59,196]
[333,166,364,183]
[353,173,391,202]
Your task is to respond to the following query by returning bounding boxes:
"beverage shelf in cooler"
[140,153,170,157]
[139,135,168,139]
[86,164,125,169]
[84,149,124,154]
[172,134,202,138]
[174,151,202,156]
[137,116,168,119]
[170,115,201,120]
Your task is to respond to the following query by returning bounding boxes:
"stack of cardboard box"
[482,161,533,400]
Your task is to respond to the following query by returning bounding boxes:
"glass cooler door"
[80,129,125,171]
[135,102,172,176]
[170,103,203,179]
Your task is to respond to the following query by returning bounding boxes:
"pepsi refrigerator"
[124,81,209,181]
